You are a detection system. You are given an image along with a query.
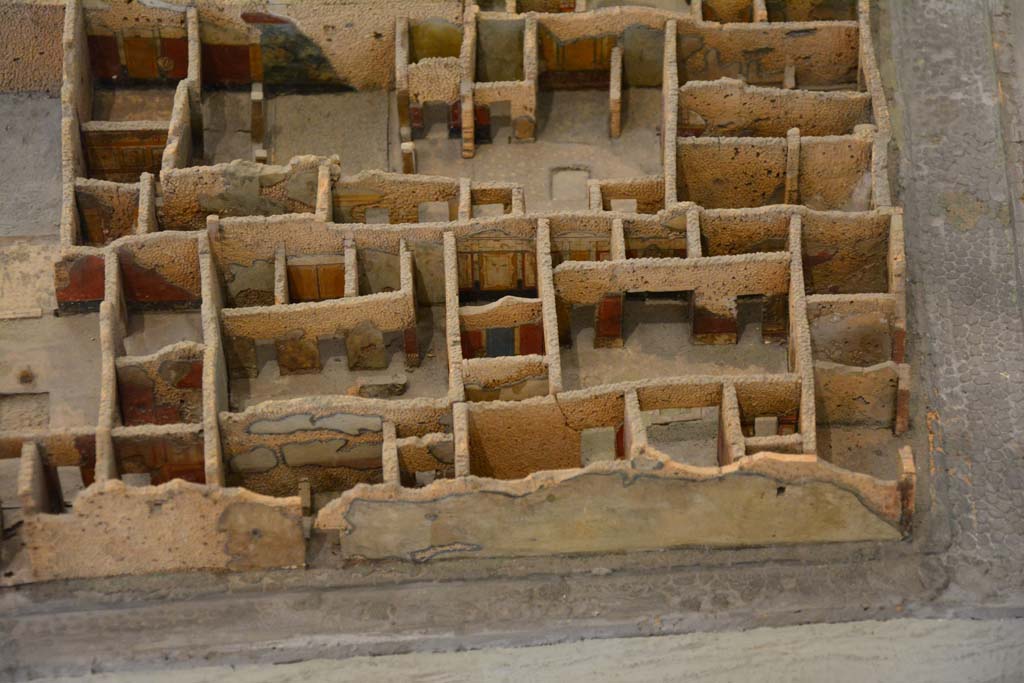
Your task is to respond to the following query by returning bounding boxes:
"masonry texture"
[0,0,1021,678]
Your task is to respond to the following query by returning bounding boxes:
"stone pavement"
[889,0,1024,603]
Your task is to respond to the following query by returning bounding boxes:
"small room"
[677,17,861,89]
[465,396,585,479]
[643,404,721,467]
[459,298,545,360]
[699,0,755,22]
[222,406,391,509]
[88,30,183,122]
[395,433,456,488]
[677,138,787,208]
[199,13,392,172]
[83,31,184,181]
[228,306,451,410]
[74,179,141,246]
[477,18,526,84]
[801,212,890,295]
[263,90,390,172]
[636,382,730,467]
[559,292,789,390]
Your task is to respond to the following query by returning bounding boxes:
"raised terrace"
[0,0,915,581]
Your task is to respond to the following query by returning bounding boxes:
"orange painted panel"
[561,39,596,71]
[124,37,160,80]
[317,263,345,300]
[458,252,474,290]
[287,264,319,302]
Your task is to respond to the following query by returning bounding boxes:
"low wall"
[593,176,665,214]
[680,79,871,136]
[408,57,461,104]
[160,156,326,231]
[0,431,96,490]
[329,450,908,561]
[765,0,858,21]
[19,473,304,580]
[553,252,790,305]
[221,289,412,341]
[463,355,550,402]
[161,80,193,171]
[333,170,459,224]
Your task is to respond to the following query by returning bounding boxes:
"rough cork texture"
[680,78,872,137]
[0,1,64,93]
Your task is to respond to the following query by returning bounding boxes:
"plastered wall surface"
[0,0,917,583]
[336,464,901,561]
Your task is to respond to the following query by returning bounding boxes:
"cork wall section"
[19,444,304,581]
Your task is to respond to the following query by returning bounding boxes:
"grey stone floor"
[28,619,1024,683]
[887,0,1024,604]
[266,91,390,174]
[3,0,1024,678]
[0,94,60,238]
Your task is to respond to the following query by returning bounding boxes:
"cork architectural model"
[0,0,913,581]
